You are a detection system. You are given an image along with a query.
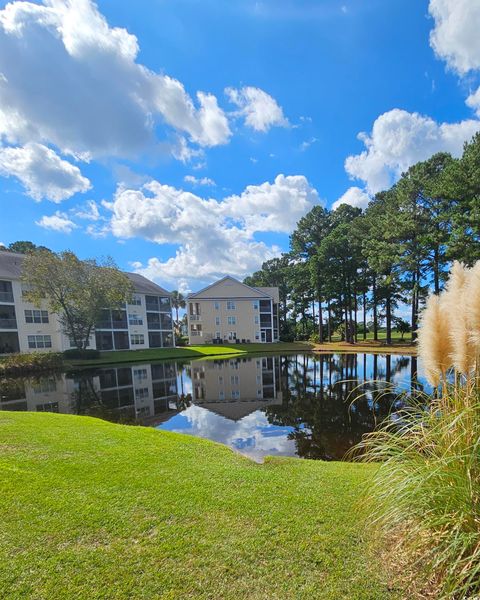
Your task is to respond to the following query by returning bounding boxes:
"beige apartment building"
[187,276,280,344]
[0,249,174,354]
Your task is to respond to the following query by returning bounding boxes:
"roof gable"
[188,276,271,299]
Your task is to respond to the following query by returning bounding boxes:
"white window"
[215,331,221,339]
[135,387,149,399]
[227,316,236,325]
[257,389,263,397]
[256,375,262,384]
[130,295,142,306]
[219,390,225,400]
[130,334,145,345]
[226,301,236,310]
[255,331,260,341]
[28,335,52,349]
[252,301,259,310]
[231,389,240,399]
[230,375,239,385]
[228,331,236,341]
[25,309,49,324]
[215,316,220,326]
[134,368,148,380]
[254,315,259,324]
[214,301,220,310]
[128,314,143,326]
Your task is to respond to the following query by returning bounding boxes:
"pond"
[0,353,427,461]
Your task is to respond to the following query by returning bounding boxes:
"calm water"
[0,353,427,461]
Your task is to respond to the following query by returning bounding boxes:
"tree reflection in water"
[266,353,423,460]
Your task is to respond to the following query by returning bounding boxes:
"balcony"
[0,318,17,329]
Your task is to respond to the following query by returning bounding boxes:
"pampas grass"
[358,261,480,599]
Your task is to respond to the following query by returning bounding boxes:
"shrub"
[358,261,480,598]
[63,348,100,360]
[0,352,63,376]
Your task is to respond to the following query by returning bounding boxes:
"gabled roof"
[0,250,170,296]
[187,275,273,300]
[125,272,171,296]
[0,250,24,279]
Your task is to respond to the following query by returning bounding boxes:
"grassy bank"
[0,412,400,599]
[313,339,416,356]
[67,341,314,367]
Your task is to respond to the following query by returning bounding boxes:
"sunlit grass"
[0,412,399,599]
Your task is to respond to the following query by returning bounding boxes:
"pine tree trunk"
[362,289,367,341]
[386,292,392,345]
[327,300,332,342]
[372,277,378,341]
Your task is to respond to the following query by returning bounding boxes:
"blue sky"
[0,0,479,292]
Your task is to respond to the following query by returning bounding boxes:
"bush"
[309,332,320,343]
[0,352,63,376]
[357,261,480,598]
[63,348,100,360]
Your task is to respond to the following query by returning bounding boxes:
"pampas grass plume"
[442,262,476,376]
[465,262,480,350]
[418,294,452,387]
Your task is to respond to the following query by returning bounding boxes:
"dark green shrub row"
[0,352,63,376]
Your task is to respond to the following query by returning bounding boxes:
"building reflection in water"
[0,353,425,461]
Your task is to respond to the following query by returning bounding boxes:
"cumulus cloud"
[429,0,480,75]
[466,87,480,117]
[221,174,322,234]
[226,86,288,132]
[36,211,78,233]
[103,174,320,286]
[184,175,216,187]
[0,142,91,202]
[0,0,231,165]
[345,108,480,193]
[332,186,370,211]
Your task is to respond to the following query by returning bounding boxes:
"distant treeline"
[245,132,480,343]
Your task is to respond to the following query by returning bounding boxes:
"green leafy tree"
[22,250,133,350]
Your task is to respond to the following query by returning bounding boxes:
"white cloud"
[299,137,318,151]
[0,142,91,202]
[184,175,216,187]
[466,87,480,117]
[345,108,480,193]
[0,0,231,165]
[332,186,370,211]
[221,174,322,235]
[74,200,101,221]
[104,174,320,286]
[225,86,288,132]
[36,211,78,233]
[429,0,480,75]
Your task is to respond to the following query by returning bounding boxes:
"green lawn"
[68,341,313,367]
[0,412,399,599]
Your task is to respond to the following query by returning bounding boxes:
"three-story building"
[186,276,280,344]
[0,250,175,354]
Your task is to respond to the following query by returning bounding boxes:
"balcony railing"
[0,318,17,329]
[0,292,14,303]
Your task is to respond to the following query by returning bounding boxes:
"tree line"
[244,132,480,344]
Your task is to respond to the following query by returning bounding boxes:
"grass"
[67,341,314,367]
[358,387,480,598]
[0,412,401,599]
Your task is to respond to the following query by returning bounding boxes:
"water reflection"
[0,353,427,461]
